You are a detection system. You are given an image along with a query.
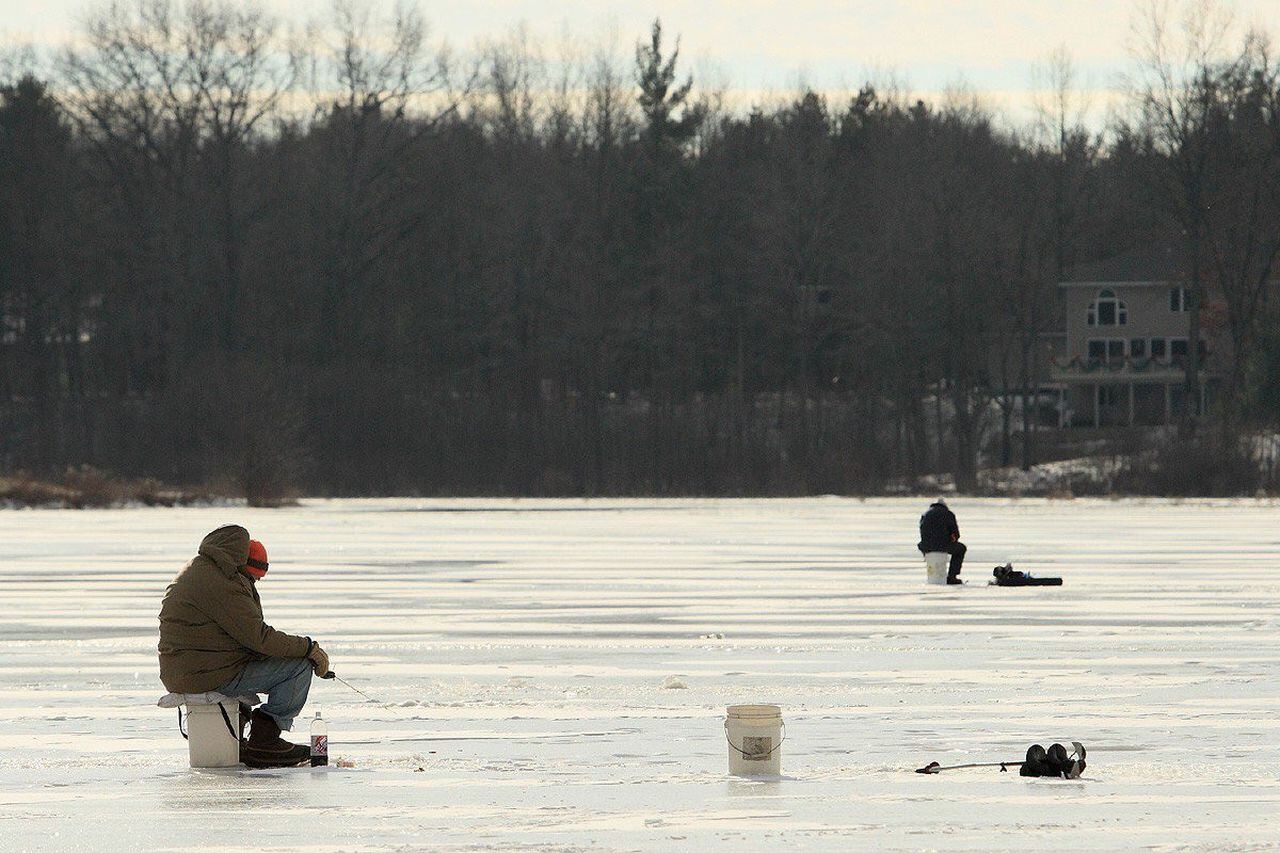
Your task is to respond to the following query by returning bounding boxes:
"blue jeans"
[216,657,313,731]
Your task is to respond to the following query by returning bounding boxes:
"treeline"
[2,1,1279,501]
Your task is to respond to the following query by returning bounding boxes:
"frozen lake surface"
[1,497,1278,850]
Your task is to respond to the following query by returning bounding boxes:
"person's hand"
[308,642,330,677]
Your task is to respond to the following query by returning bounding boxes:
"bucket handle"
[176,703,240,742]
[724,721,786,759]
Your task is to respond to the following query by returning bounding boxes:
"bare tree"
[1129,0,1240,435]
[1018,47,1096,467]
[300,0,462,357]
[61,0,295,352]
[1201,33,1280,411]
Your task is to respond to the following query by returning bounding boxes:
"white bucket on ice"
[924,552,949,585]
[725,704,783,776]
[159,692,251,768]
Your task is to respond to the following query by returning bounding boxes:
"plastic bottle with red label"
[310,711,328,767]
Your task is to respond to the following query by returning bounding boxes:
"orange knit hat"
[245,539,269,579]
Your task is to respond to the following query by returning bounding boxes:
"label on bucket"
[743,736,772,760]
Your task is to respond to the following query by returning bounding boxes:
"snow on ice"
[1,498,1278,849]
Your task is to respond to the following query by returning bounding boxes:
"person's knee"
[268,656,312,687]
[291,657,314,680]
[953,542,967,557]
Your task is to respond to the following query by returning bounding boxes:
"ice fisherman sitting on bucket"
[158,525,331,768]
[918,498,965,585]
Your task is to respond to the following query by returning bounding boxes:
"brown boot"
[242,709,310,769]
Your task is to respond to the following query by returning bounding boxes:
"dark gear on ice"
[918,499,965,584]
[158,525,331,767]
[992,564,1063,586]
[1019,743,1086,778]
[914,741,1086,776]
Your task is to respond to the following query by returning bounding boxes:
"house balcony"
[1046,357,1217,428]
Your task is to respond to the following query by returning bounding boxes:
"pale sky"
[4,0,1278,124]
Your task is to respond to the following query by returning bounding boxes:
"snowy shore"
[1,498,1277,850]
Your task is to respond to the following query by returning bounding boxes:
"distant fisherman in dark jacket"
[918,499,965,584]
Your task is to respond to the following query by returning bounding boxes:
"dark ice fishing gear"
[991,563,1063,586]
[1019,742,1086,778]
[916,741,1086,778]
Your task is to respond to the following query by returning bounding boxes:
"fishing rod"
[321,671,386,705]
[916,760,1020,774]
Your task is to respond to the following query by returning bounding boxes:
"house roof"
[1060,244,1183,286]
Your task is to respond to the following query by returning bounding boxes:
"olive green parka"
[158,525,311,693]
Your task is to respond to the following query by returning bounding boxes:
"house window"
[1151,338,1167,360]
[1088,289,1127,326]
[1170,287,1190,312]
[1130,339,1146,357]
[1088,339,1126,363]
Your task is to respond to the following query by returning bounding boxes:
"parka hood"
[198,525,250,576]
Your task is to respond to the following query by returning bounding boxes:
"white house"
[1049,244,1226,427]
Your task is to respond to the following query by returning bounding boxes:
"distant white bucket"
[924,552,949,585]
[159,692,253,768]
[725,704,783,776]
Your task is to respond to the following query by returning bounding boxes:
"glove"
[308,641,330,677]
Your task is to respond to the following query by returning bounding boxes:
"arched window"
[1087,289,1127,326]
